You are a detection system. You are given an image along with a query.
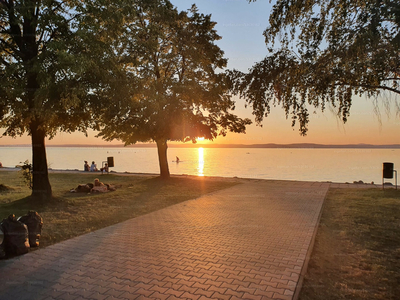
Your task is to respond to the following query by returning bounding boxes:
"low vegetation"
[299,188,400,300]
[0,170,237,249]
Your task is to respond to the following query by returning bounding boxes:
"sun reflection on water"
[198,147,204,176]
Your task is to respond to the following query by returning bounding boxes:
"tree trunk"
[30,122,52,200]
[156,139,170,178]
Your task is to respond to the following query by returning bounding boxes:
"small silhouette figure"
[176,156,180,163]
[101,163,109,174]
[90,161,98,172]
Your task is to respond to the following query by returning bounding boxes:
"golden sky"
[1,0,399,146]
[1,94,399,146]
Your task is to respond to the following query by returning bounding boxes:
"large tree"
[230,0,400,135]
[0,0,128,200]
[98,1,251,178]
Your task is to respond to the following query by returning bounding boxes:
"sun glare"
[197,137,205,141]
[198,147,204,176]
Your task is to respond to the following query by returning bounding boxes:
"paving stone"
[210,292,231,299]
[86,293,109,300]
[177,285,198,294]
[179,292,200,300]
[148,291,169,300]
[193,289,214,298]
[0,179,329,300]
[103,289,125,298]
[242,293,263,300]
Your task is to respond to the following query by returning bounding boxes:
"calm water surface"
[0,147,399,184]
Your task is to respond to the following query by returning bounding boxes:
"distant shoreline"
[1,143,400,149]
[0,168,391,188]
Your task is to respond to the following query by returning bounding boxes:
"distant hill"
[218,143,400,149]
[143,143,400,149]
[2,143,400,149]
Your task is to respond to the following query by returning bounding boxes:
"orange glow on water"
[198,147,204,176]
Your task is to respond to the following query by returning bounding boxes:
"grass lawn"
[299,187,400,300]
[0,170,237,249]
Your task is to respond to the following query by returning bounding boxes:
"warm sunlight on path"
[0,179,329,300]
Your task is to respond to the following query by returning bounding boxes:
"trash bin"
[107,157,114,168]
[382,162,397,190]
[383,162,394,179]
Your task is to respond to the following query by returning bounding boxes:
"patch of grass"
[0,171,237,249]
[299,188,400,300]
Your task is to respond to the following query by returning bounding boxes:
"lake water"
[0,146,399,184]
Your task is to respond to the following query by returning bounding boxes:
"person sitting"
[90,161,98,172]
[176,156,180,163]
[84,161,90,172]
[100,163,109,174]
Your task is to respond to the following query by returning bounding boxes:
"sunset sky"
[1,0,399,146]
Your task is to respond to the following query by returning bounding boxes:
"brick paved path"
[0,179,329,300]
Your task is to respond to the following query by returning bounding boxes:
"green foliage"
[0,0,130,138]
[0,0,132,198]
[97,0,251,176]
[98,1,251,144]
[15,160,33,189]
[234,0,400,135]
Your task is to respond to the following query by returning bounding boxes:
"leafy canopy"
[0,0,130,138]
[0,0,135,199]
[231,0,400,134]
[99,1,251,144]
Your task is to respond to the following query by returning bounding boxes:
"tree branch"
[358,84,400,95]
[7,0,23,51]
[51,0,68,14]
[329,82,400,96]
[0,38,22,59]
[0,55,10,66]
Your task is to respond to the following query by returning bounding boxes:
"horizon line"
[1,143,400,149]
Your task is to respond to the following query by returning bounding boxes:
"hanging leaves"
[237,0,400,135]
